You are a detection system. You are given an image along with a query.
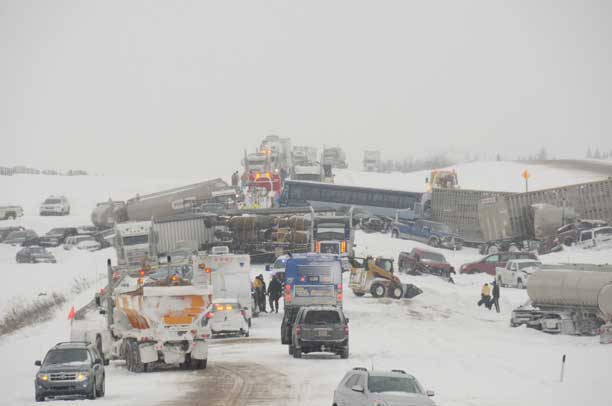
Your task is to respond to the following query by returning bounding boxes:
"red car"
[460,252,538,275]
[398,248,455,277]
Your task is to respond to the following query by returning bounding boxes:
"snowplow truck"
[100,260,213,371]
[511,266,612,340]
[349,257,422,299]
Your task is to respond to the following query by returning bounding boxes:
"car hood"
[39,364,91,373]
[375,392,434,406]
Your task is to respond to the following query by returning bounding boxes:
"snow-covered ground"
[1,161,611,406]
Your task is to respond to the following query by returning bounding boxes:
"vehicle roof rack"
[391,369,406,374]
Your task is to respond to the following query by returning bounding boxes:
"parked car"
[16,246,56,263]
[38,227,78,247]
[63,235,101,251]
[0,205,24,220]
[203,299,250,337]
[397,248,455,277]
[391,219,463,250]
[496,259,542,289]
[40,196,71,216]
[34,341,107,401]
[290,305,349,359]
[459,251,538,275]
[0,226,25,242]
[576,226,612,249]
[556,220,608,246]
[3,229,38,246]
[77,225,98,235]
[333,367,436,406]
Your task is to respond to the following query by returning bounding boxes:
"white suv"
[333,368,436,406]
[40,196,71,216]
[496,259,542,289]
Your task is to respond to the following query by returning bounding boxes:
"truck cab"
[391,218,463,250]
[113,221,155,267]
[496,259,542,289]
[311,214,354,258]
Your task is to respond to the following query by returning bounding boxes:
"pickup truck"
[495,259,542,289]
[391,219,463,250]
[0,205,23,220]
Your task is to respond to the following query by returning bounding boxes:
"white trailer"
[511,267,612,339]
[199,246,256,325]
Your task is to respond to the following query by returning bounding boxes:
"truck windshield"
[315,223,346,240]
[123,235,148,246]
[367,376,421,394]
[44,349,90,366]
[304,310,340,324]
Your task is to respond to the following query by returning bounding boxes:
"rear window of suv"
[304,310,341,324]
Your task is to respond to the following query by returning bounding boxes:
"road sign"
[521,170,531,180]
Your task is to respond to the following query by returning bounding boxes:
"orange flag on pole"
[67,306,76,320]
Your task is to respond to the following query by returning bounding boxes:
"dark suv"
[290,306,349,359]
[34,342,107,401]
[459,252,538,275]
[38,227,78,247]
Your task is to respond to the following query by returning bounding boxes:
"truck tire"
[391,230,399,239]
[428,238,439,248]
[390,285,404,299]
[35,394,45,402]
[293,347,302,359]
[128,340,144,372]
[288,345,294,355]
[353,291,365,297]
[517,279,524,289]
[340,345,349,359]
[370,283,386,298]
[87,379,97,399]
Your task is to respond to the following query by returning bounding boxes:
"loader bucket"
[403,284,422,299]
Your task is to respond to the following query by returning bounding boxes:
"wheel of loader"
[390,285,404,299]
[371,283,386,298]
[353,291,365,297]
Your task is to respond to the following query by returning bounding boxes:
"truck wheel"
[353,291,365,297]
[35,394,45,402]
[128,341,144,372]
[390,285,404,299]
[517,279,524,289]
[198,359,207,369]
[371,283,386,298]
[288,345,294,355]
[293,347,302,359]
[391,230,399,239]
[428,238,439,247]
[340,345,349,359]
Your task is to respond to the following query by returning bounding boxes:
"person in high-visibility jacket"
[477,283,491,308]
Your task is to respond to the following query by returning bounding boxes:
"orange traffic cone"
[67,306,75,320]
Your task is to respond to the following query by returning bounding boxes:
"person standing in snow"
[267,274,283,313]
[231,171,239,188]
[491,280,500,313]
[256,274,267,313]
[478,283,491,308]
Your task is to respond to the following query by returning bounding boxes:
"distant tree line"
[0,165,89,176]
[585,148,612,160]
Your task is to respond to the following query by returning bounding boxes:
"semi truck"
[510,265,612,339]
[311,211,354,258]
[90,179,230,229]
[101,260,212,371]
[260,135,292,172]
[292,146,318,166]
[113,221,155,268]
[280,253,344,346]
[362,151,381,172]
[322,147,348,169]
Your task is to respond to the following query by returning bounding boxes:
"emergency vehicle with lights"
[280,253,344,346]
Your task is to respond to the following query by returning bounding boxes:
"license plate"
[317,330,330,337]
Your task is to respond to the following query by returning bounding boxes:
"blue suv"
[34,342,107,401]
[391,219,463,250]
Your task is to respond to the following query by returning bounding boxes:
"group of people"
[478,280,500,313]
[252,274,283,313]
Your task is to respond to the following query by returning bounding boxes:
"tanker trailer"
[511,267,612,337]
[91,200,128,229]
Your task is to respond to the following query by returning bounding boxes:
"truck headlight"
[37,373,49,381]
[75,372,90,381]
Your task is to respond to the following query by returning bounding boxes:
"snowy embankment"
[335,160,607,192]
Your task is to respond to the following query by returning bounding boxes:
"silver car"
[333,368,436,406]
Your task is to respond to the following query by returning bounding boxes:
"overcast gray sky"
[1,0,611,177]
